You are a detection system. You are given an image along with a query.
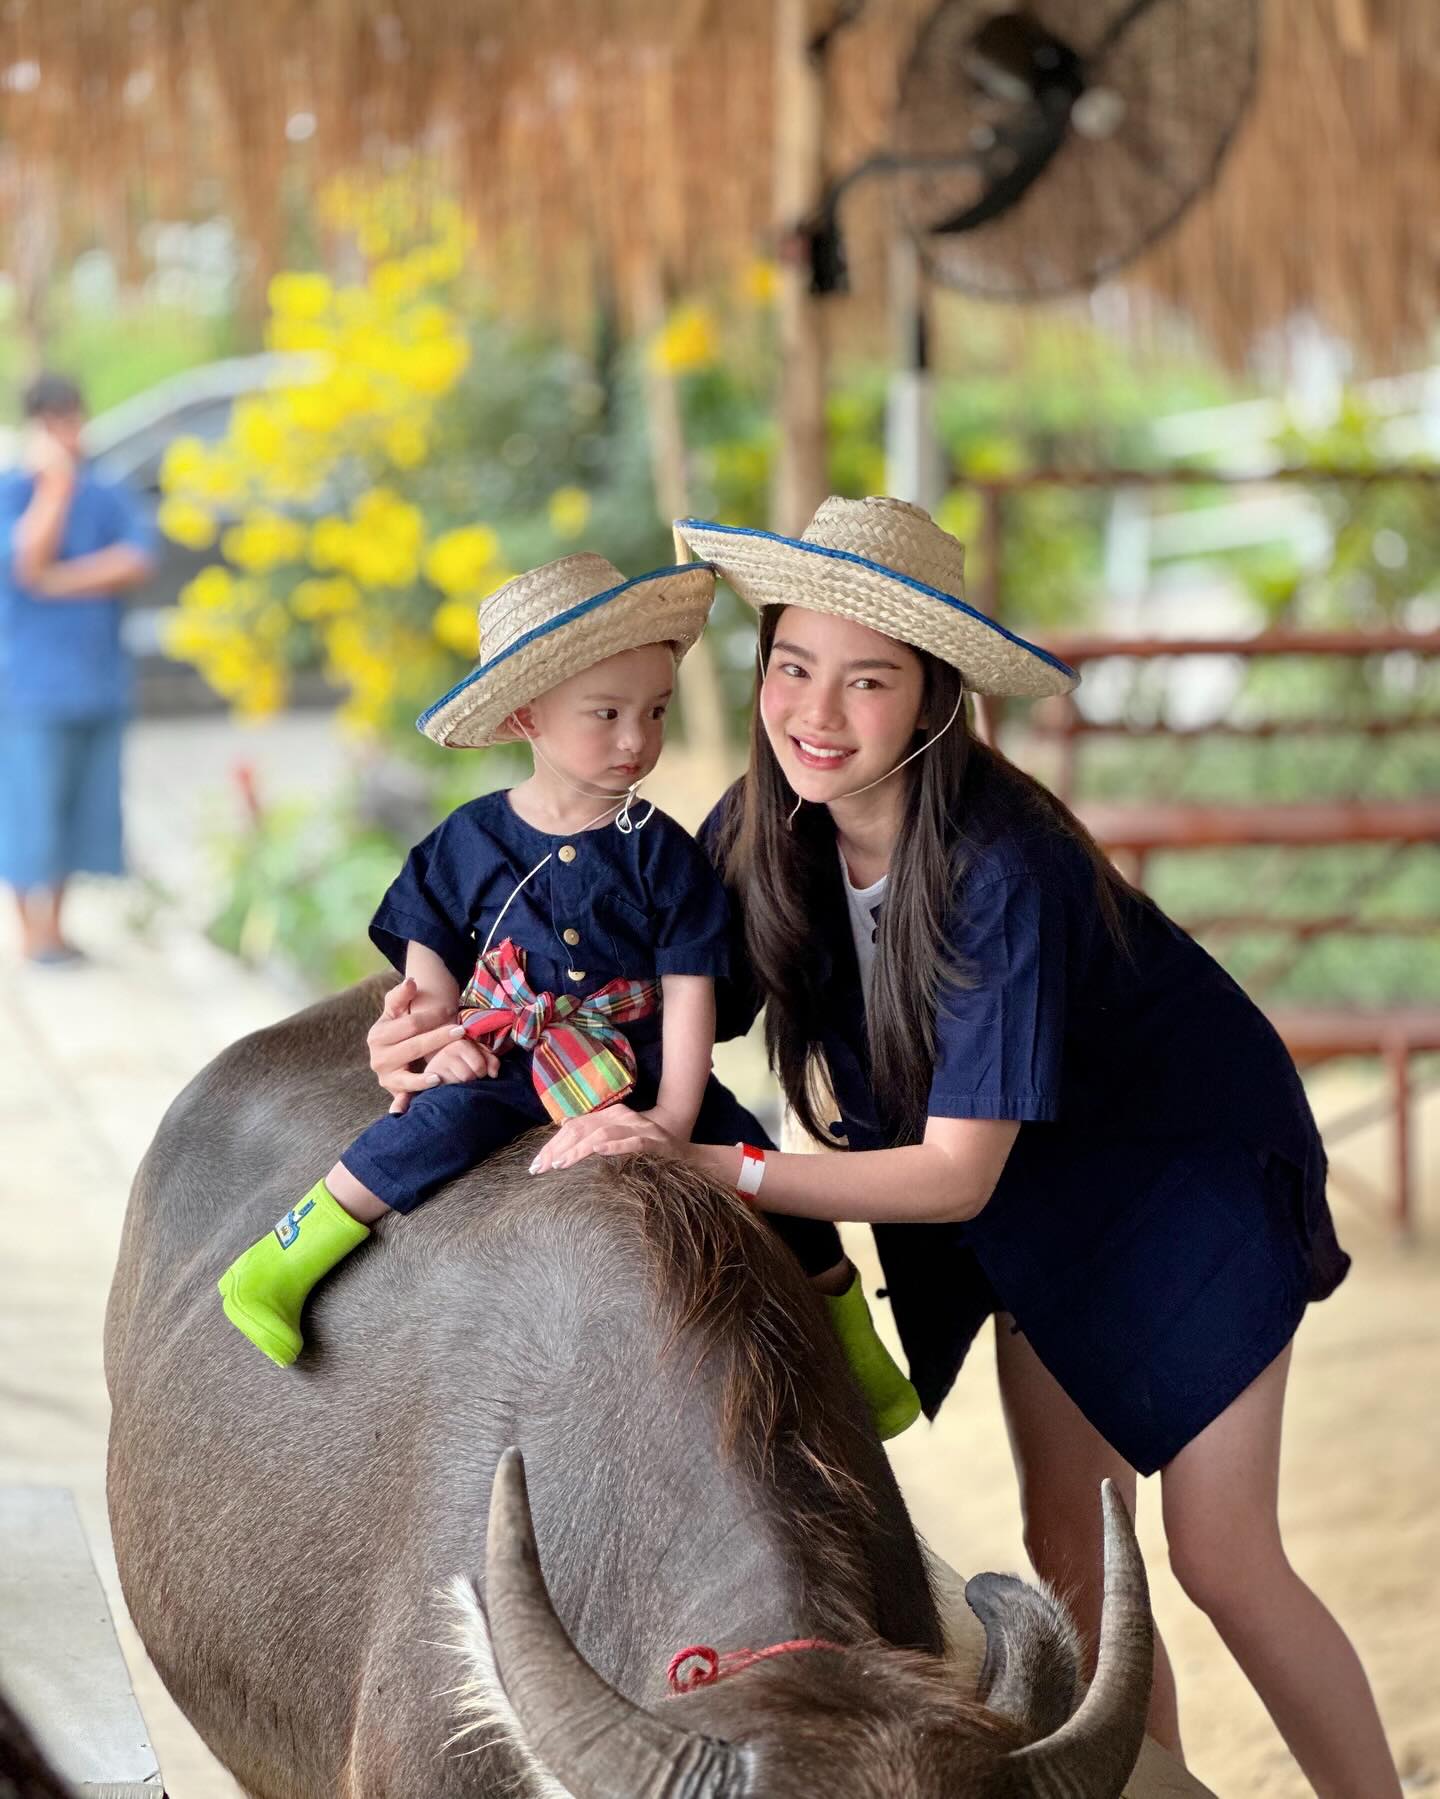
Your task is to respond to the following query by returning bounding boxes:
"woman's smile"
[790,736,857,770]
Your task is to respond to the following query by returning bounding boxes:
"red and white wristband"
[735,1142,767,1201]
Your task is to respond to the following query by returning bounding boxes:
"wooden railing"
[1017,621,1440,1236]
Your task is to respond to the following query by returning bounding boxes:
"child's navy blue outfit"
[344,791,772,1214]
[701,746,1352,1476]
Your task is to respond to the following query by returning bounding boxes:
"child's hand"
[425,1038,501,1085]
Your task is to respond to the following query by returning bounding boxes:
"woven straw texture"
[420,554,715,748]
[7,2,1437,369]
[676,497,1076,700]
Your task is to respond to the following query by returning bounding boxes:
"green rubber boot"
[218,1180,371,1367]
[826,1275,922,1440]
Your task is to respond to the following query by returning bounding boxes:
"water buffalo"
[105,976,1152,1798]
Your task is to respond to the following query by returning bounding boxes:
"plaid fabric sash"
[459,937,661,1124]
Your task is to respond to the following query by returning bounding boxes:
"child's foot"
[825,1275,922,1440]
[218,1180,371,1367]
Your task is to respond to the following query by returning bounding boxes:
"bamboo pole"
[634,259,733,779]
[884,228,941,511]
[11,163,57,370]
[3,0,1436,368]
[771,0,829,534]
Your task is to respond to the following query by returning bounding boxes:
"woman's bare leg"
[994,1317,1183,1757]
[1160,1343,1401,1799]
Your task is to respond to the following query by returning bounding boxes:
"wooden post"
[772,0,829,534]
[635,260,733,780]
[12,162,57,372]
[1056,697,1081,805]
[772,0,830,1156]
[972,484,1007,745]
[1388,1038,1413,1242]
[884,231,942,511]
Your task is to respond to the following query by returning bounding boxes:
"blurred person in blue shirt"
[0,373,156,965]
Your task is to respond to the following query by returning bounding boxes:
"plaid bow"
[458,937,661,1124]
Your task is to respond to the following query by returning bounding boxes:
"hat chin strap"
[511,715,655,836]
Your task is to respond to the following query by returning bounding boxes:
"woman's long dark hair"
[718,606,1132,1146]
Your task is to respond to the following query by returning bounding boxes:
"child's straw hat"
[418,553,716,748]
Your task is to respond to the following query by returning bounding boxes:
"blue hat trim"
[676,518,1077,684]
[416,561,710,735]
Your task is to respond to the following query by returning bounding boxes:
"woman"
[517,497,1401,1798]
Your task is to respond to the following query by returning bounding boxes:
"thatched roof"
[2,0,1437,367]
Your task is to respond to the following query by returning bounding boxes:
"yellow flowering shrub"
[425,524,501,597]
[156,496,218,551]
[547,486,591,538]
[738,259,780,308]
[222,511,310,573]
[431,597,482,660]
[159,176,499,737]
[649,302,719,376]
[431,566,515,660]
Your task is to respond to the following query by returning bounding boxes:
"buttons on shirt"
[558,844,577,863]
[567,969,587,984]
[563,927,581,945]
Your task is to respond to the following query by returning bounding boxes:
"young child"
[216,550,919,1439]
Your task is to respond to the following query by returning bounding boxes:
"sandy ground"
[0,715,1436,1797]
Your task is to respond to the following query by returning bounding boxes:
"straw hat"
[674,496,1077,699]
[418,553,716,748]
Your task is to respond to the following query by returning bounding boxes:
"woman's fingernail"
[426,1074,440,1085]
[528,1157,540,1173]
[449,1024,466,1037]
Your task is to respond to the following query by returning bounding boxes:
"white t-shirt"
[840,852,888,1005]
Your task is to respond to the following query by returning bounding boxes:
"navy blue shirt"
[700,747,1347,1460]
[702,752,1324,1164]
[0,467,155,720]
[371,790,731,1068]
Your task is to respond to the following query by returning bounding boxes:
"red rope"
[666,1638,846,1695]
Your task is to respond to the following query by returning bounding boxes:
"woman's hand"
[369,977,488,1113]
[528,1106,689,1173]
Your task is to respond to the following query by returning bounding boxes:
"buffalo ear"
[965,1570,1081,1740]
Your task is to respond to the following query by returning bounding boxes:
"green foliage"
[207,799,404,989]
